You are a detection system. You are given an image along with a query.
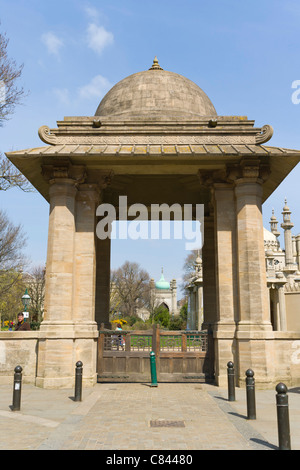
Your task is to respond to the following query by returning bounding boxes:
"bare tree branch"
[0,27,32,192]
[111,261,150,316]
[0,29,26,125]
[0,153,34,192]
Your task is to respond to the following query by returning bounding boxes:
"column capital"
[42,161,87,186]
[227,158,270,186]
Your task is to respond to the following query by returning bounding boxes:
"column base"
[36,321,98,389]
[212,321,277,388]
[212,322,237,387]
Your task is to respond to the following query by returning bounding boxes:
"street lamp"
[21,288,31,321]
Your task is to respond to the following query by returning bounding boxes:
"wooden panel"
[97,327,214,383]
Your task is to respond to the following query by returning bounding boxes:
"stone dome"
[263,227,277,243]
[95,57,217,120]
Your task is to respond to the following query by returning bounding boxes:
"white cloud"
[78,75,112,100]
[86,23,114,55]
[85,6,100,20]
[42,32,64,56]
[53,88,70,105]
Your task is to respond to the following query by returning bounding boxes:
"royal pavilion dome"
[95,57,217,121]
[155,269,170,290]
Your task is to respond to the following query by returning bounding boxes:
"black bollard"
[276,383,291,450]
[227,361,235,401]
[74,361,83,402]
[245,369,256,420]
[12,366,23,411]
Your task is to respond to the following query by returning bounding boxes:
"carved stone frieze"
[38,130,260,146]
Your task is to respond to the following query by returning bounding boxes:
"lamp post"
[21,288,31,322]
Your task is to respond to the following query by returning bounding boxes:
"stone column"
[235,179,271,329]
[281,200,294,269]
[42,178,78,326]
[213,183,238,386]
[296,234,300,270]
[278,285,287,332]
[37,165,81,387]
[95,236,111,328]
[72,184,100,330]
[202,213,218,329]
[171,279,177,316]
[234,162,274,386]
[187,285,196,330]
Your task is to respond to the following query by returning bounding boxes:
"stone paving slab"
[0,382,298,451]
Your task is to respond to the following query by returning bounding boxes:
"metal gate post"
[150,352,158,387]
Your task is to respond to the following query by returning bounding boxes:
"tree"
[153,305,170,328]
[0,208,27,297]
[0,27,32,192]
[0,270,24,326]
[0,157,33,192]
[111,261,150,317]
[25,265,45,324]
[181,250,200,294]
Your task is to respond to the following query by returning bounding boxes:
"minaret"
[281,199,296,272]
[269,209,280,248]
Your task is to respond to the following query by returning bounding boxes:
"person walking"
[116,323,125,350]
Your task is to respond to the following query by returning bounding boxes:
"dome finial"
[149,56,163,70]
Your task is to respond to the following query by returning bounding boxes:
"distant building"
[187,200,300,332]
[137,268,178,320]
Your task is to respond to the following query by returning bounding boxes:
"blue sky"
[1,0,300,295]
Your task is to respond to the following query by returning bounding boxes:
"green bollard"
[150,351,158,387]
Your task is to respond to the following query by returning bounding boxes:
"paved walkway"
[0,381,299,451]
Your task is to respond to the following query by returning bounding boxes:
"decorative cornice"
[38,125,57,145]
[255,125,273,144]
[37,118,274,147]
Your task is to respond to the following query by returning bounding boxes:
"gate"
[97,325,214,383]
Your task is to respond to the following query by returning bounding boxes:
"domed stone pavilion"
[5,58,300,389]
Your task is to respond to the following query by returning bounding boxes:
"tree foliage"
[111,261,150,317]
[0,209,28,326]
[25,265,45,324]
[0,208,27,297]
